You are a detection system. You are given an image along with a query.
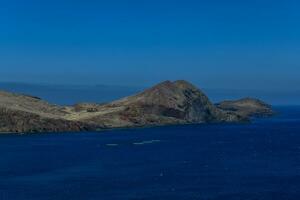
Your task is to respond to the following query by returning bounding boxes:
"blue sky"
[1,0,299,90]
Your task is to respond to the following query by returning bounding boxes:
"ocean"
[0,106,300,200]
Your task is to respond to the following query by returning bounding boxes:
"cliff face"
[0,81,273,134]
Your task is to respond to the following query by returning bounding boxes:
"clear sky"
[1,0,299,90]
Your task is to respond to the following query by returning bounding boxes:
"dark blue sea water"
[0,106,300,200]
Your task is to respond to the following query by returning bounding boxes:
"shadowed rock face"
[0,80,273,134]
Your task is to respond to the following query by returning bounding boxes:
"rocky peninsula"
[0,80,274,134]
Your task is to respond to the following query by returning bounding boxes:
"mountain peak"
[143,80,199,96]
[173,80,198,90]
[146,80,177,93]
[103,80,241,125]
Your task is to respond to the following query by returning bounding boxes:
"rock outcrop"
[0,81,273,133]
[80,80,243,128]
[216,98,274,118]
